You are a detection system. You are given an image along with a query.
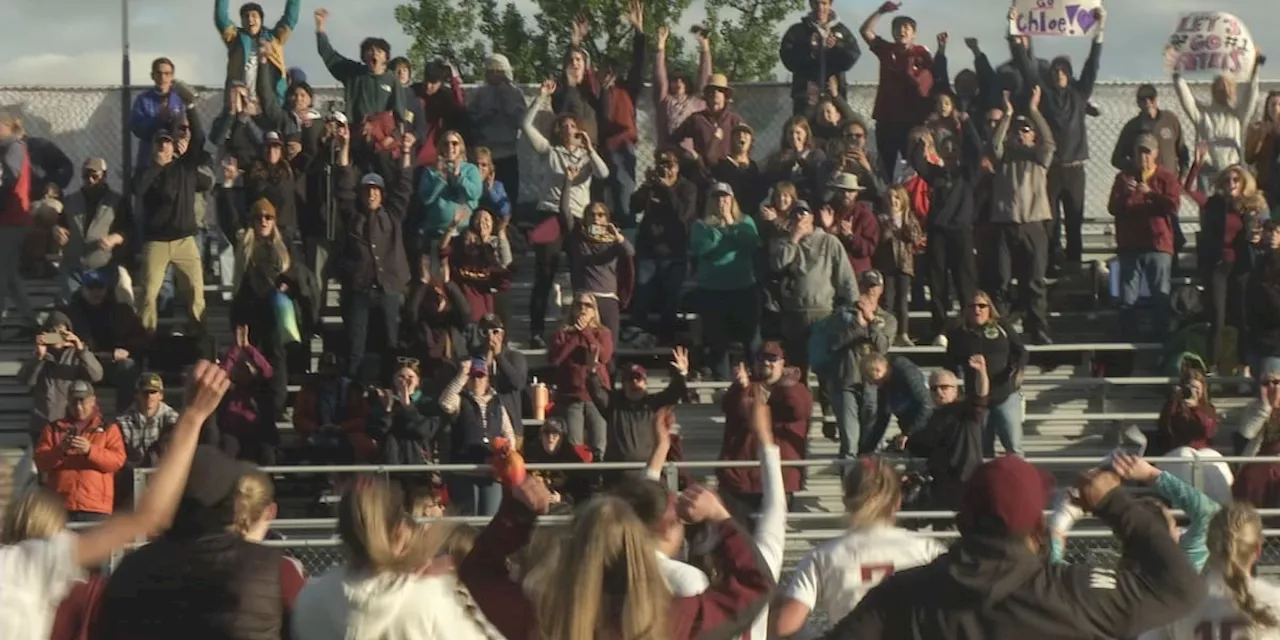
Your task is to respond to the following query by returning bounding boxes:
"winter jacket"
[1245,254,1280,358]
[61,294,148,362]
[867,37,934,125]
[563,215,634,297]
[549,326,613,403]
[690,215,759,291]
[831,201,880,275]
[129,89,187,169]
[711,156,766,215]
[0,136,30,227]
[522,94,611,215]
[133,110,211,242]
[871,355,933,437]
[367,392,444,467]
[403,280,471,366]
[1112,109,1189,175]
[765,148,829,204]
[293,376,374,461]
[910,120,983,231]
[632,178,698,260]
[33,412,125,515]
[770,228,858,313]
[1016,43,1101,165]
[416,162,483,235]
[59,187,127,274]
[589,369,687,464]
[1174,70,1262,177]
[809,306,895,389]
[96,531,291,640]
[409,79,468,169]
[214,0,298,101]
[824,489,1206,639]
[468,78,527,161]
[18,346,104,435]
[780,13,861,103]
[333,165,413,293]
[316,33,405,125]
[990,107,1055,224]
[1199,194,1265,268]
[1246,113,1280,204]
[1107,167,1182,254]
[907,395,987,510]
[718,371,813,494]
[944,321,1028,406]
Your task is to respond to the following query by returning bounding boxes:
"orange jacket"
[34,412,127,515]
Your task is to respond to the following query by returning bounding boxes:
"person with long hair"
[561,180,633,346]
[775,456,945,637]
[1170,46,1264,188]
[440,206,511,323]
[416,129,483,265]
[873,185,924,346]
[523,77,610,348]
[292,476,504,639]
[550,292,613,457]
[244,132,300,238]
[1151,368,1218,455]
[1140,502,1280,640]
[367,359,441,470]
[1245,91,1280,214]
[945,290,1028,457]
[439,358,517,517]
[766,116,828,203]
[653,24,712,146]
[402,257,471,369]
[230,470,308,628]
[690,182,760,380]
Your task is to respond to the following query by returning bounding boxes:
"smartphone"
[588,224,605,236]
[38,331,64,347]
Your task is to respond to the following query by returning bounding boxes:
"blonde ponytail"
[843,456,903,528]
[1207,502,1279,629]
[2,488,66,544]
[231,471,275,537]
[338,476,415,574]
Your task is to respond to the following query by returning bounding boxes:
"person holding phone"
[560,163,633,348]
[1150,368,1218,456]
[18,312,104,440]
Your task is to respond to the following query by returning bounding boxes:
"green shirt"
[689,216,759,291]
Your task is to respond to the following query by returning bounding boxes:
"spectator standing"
[711,123,765,215]
[439,358,517,516]
[1150,369,1218,455]
[33,381,126,522]
[901,357,989,511]
[557,18,604,147]
[214,0,300,102]
[476,313,528,431]
[468,55,527,205]
[19,313,104,439]
[597,0,648,229]
[824,173,879,277]
[133,106,211,333]
[561,195,633,348]
[1112,84,1189,176]
[670,74,746,185]
[550,293,613,456]
[1170,48,1263,187]
[522,78,610,348]
[416,130,482,258]
[945,291,1028,457]
[990,87,1055,344]
[332,130,415,380]
[1245,91,1280,213]
[689,182,760,380]
[629,151,696,346]
[1108,133,1182,342]
[292,352,374,463]
[129,58,188,170]
[313,8,405,129]
[60,269,148,411]
[858,2,934,176]
[209,80,271,171]
[872,185,924,345]
[766,117,829,204]
[57,158,129,302]
[23,136,73,203]
[242,131,302,240]
[780,0,861,116]
[218,334,278,464]
[653,25,712,147]
[717,341,813,524]
[439,208,511,322]
[590,347,689,471]
[932,35,997,127]
[860,352,932,453]
[408,61,468,172]
[402,264,470,368]
[774,456,945,638]
[365,359,438,466]
[0,113,37,337]
[1011,6,1105,272]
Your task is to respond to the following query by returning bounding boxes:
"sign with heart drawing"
[1166,12,1257,82]
[1011,0,1104,37]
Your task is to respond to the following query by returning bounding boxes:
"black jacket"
[133,109,211,242]
[823,489,1206,640]
[589,370,686,463]
[95,531,287,640]
[911,122,982,231]
[24,136,73,199]
[1015,41,1101,165]
[906,395,987,510]
[333,164,413,293]
[631,177,698,260]
[368,396,444,465]
[779,14,861,102]
[945,321,1028,405]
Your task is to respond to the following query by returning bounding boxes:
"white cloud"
[0,0,1275,86]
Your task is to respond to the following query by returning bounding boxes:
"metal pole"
[120,0,133,191]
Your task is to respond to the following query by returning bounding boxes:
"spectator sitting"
[313,9,404,131]
[113,373,179,509]
[900,357,988,511]
[780,0,861,115]
[293,352,374,463]
[439,358,517,517]
[33,381,125,523]
[18,312,104,438]
[61,269,147,411]
[590,348,689,472]
[653,24,712,146]
[522,416,594,508]
[367,359,443,471]
[670,73,746,184]
[474,147,513,223]
[860,352,933,454]
[1150,369,1218,455]
[95,445,298,638]
[416,130,482,250]
[57,158,128,303]
[218,334,278,465]
[550,293,614,457]
[468,55,526,203]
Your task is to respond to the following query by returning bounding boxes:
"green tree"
[529,0,692,76]
[705,0,804,81]
[477,0,555,82]
[394,0,491,78]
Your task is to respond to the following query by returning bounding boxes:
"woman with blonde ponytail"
[1143,502,1280,639]
[291,475,503,640]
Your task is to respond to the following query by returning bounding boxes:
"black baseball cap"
[1136,84,1158,100]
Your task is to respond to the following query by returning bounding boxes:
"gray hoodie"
[467,55,527,161]
[990,108,1056,225]
[769,227,858,313]
[18,344,104,435]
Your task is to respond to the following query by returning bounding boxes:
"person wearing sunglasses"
[112,373,180,508]
[943,290,1027,458]
[439,358,517,516]
[550,293,613,457]
[417,130,481,263]
[1110,84,1188,176]
[894,355,988,513]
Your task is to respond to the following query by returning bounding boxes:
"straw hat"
[705,73,733,97]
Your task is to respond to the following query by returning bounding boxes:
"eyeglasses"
[929,384,957,392]
[968,302,990,310]
[1263,378,1280,387]
[256,214,275,222]
[396,356,420,367]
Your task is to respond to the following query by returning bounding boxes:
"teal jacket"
[316,32,406,125]
[214,0,300,101]
[689,216,759,291]
[1050,471,1219,571]
[416,163,483,235]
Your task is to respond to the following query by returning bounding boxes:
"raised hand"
[401,132,417,155]
[964,37,979,52]
[676,485,731,524]
[625,0,644,32]
[656,25,670,49]
[878,1,901,14]
[1001,89,1013,116]
[1109,452,1160,484]
[513,475,555,515]
[1072,468,1122,513]
[1030,84,1042,111]
[671,346,689,376]
[936,32,948,50]
[968,354,987,372]
[314,8,329,31]
[186,360,233,419]
[539,77,557,97]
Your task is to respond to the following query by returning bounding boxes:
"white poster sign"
[1167,12,1257,82]
[1012,0,1104,37]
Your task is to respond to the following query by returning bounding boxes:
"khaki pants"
[138,237,205,331]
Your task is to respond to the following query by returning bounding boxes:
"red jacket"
[717,371,814,494]
[293,377,374,461]
[1107,168,1182,255]
[601,84,639,152]
[549,326,614,402]
[460,497,775,640]
[868,37,935,125]
[34,412,127,515]
[0,144,31,227]
[1152,399,1218,454]
[835,201,881,275]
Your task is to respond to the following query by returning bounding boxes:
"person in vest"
[0,113,38,337]
[439,358,517,517]
[214,0,301,103]
[94,445,294,639]
[56,158,129,304]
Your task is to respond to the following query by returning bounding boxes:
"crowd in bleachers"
[8,0,1280,637]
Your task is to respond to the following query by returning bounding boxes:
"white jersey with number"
[1140,571,1280,640]
[783,525,946,631]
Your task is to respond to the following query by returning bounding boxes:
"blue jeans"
[604,144,637,228]
[1117,251,1172,341]
[822,376,876,458]
[631,259,685,341]
[450,475,503,517]
[984,391,1024,457]
[699,286,761,380]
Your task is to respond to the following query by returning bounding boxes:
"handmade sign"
[1167,12,1256,81]
[1011,0,1103,37]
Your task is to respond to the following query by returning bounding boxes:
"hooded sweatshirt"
[467,55,527,160]
[1173,70,1262,176]
[822,489,1206,640]
[1031,45,1101,165]
[769,227,858,313]
[990,108,1056,224]
[292,566,502,640]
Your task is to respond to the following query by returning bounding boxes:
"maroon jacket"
[717,370,814,494]
[1107,167,1182,255]
[460,495,774,640]
[548,326,613,402]
[670,108,747,177]
[1151,398,1218,454]
[834,200,881,275]
[868,37,935,125]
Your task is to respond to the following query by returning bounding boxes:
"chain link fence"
[2,80,1277,213]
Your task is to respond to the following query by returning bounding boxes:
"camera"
[1177,383,1194,399]
[690,24,709,37]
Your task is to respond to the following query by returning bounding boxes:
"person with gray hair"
[468,53,527,205]
[897,355,989,511]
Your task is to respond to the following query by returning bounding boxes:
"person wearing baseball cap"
[522,415,593,506]
[439,355,518,516]
[824,460,1206,638]
[115,372,180,474]
[1111,83,1187,176]
[34,379,127,521]
[590,347,690,479]
[60,155,128,301]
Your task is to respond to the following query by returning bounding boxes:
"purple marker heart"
[1075,6,1097,33]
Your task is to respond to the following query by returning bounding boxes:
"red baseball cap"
[958,457,1055,536]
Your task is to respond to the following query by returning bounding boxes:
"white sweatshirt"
[1173,72,1261,175]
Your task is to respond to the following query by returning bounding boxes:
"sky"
[0,0,1275,86]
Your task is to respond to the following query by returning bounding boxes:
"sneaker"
[529,335,546,349]
[895,333,915,347]
[932,334,948,348]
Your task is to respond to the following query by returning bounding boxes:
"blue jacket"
[129,90,187,169]
[480,180,512,219]
[214,0,300,102]
[415,162,483,235]
[873,356,933,436]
